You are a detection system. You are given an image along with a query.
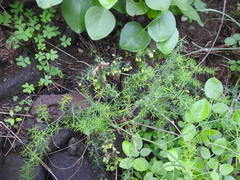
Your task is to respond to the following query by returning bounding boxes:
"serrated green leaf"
[148,11,176,42]
[120,21,151,52]
[85,6,116,40]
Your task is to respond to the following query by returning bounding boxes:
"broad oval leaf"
[144,172,154,180]
[122,140,139,157]
[99,0,117,9]
[211,171,219,180]
[37,0,63,9]
[225,37,236,46]
[151,161,163,173]
[120,22,151,52]
[203,129,220,136]
[207,158,219,170]
[185,99,210,123]
[233,110,240,124]
[148,11,176,42]
[163,162,174,171]
[200,146,211,159]
[140,148,151,156]
[156,28,179,54]
[133,133,143,150]
[167,149,178,162]
[145,0,171,13]
[85,6,116,40]
[212,103,228,114]
[204,77,223,99]
[61,0,92,34]
[212,138,226,155]
[133,158,149,171]
[219,164,234,176]
[181,124,196,141]
[126,0,147,16]
[119,158,133,169]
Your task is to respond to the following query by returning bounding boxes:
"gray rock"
[0,60,42,101]
[47,151,100,180]
[0,138,4,180]
[30,92,90,121]
[49,128,74,151]
[67,137,86,157]
[2,152,24,180]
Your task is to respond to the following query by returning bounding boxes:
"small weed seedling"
[0,1,70,92]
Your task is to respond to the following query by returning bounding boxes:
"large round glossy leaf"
[148,11,176,42]
[120,22,151,52]
[145,0,171,13]
[204,77,223,99]
[156,28,179,54]
[61,0,92,34]
[126,0,147,16]
[99,0,117,9]
[85,6,116,40]
[37,0,63,9]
